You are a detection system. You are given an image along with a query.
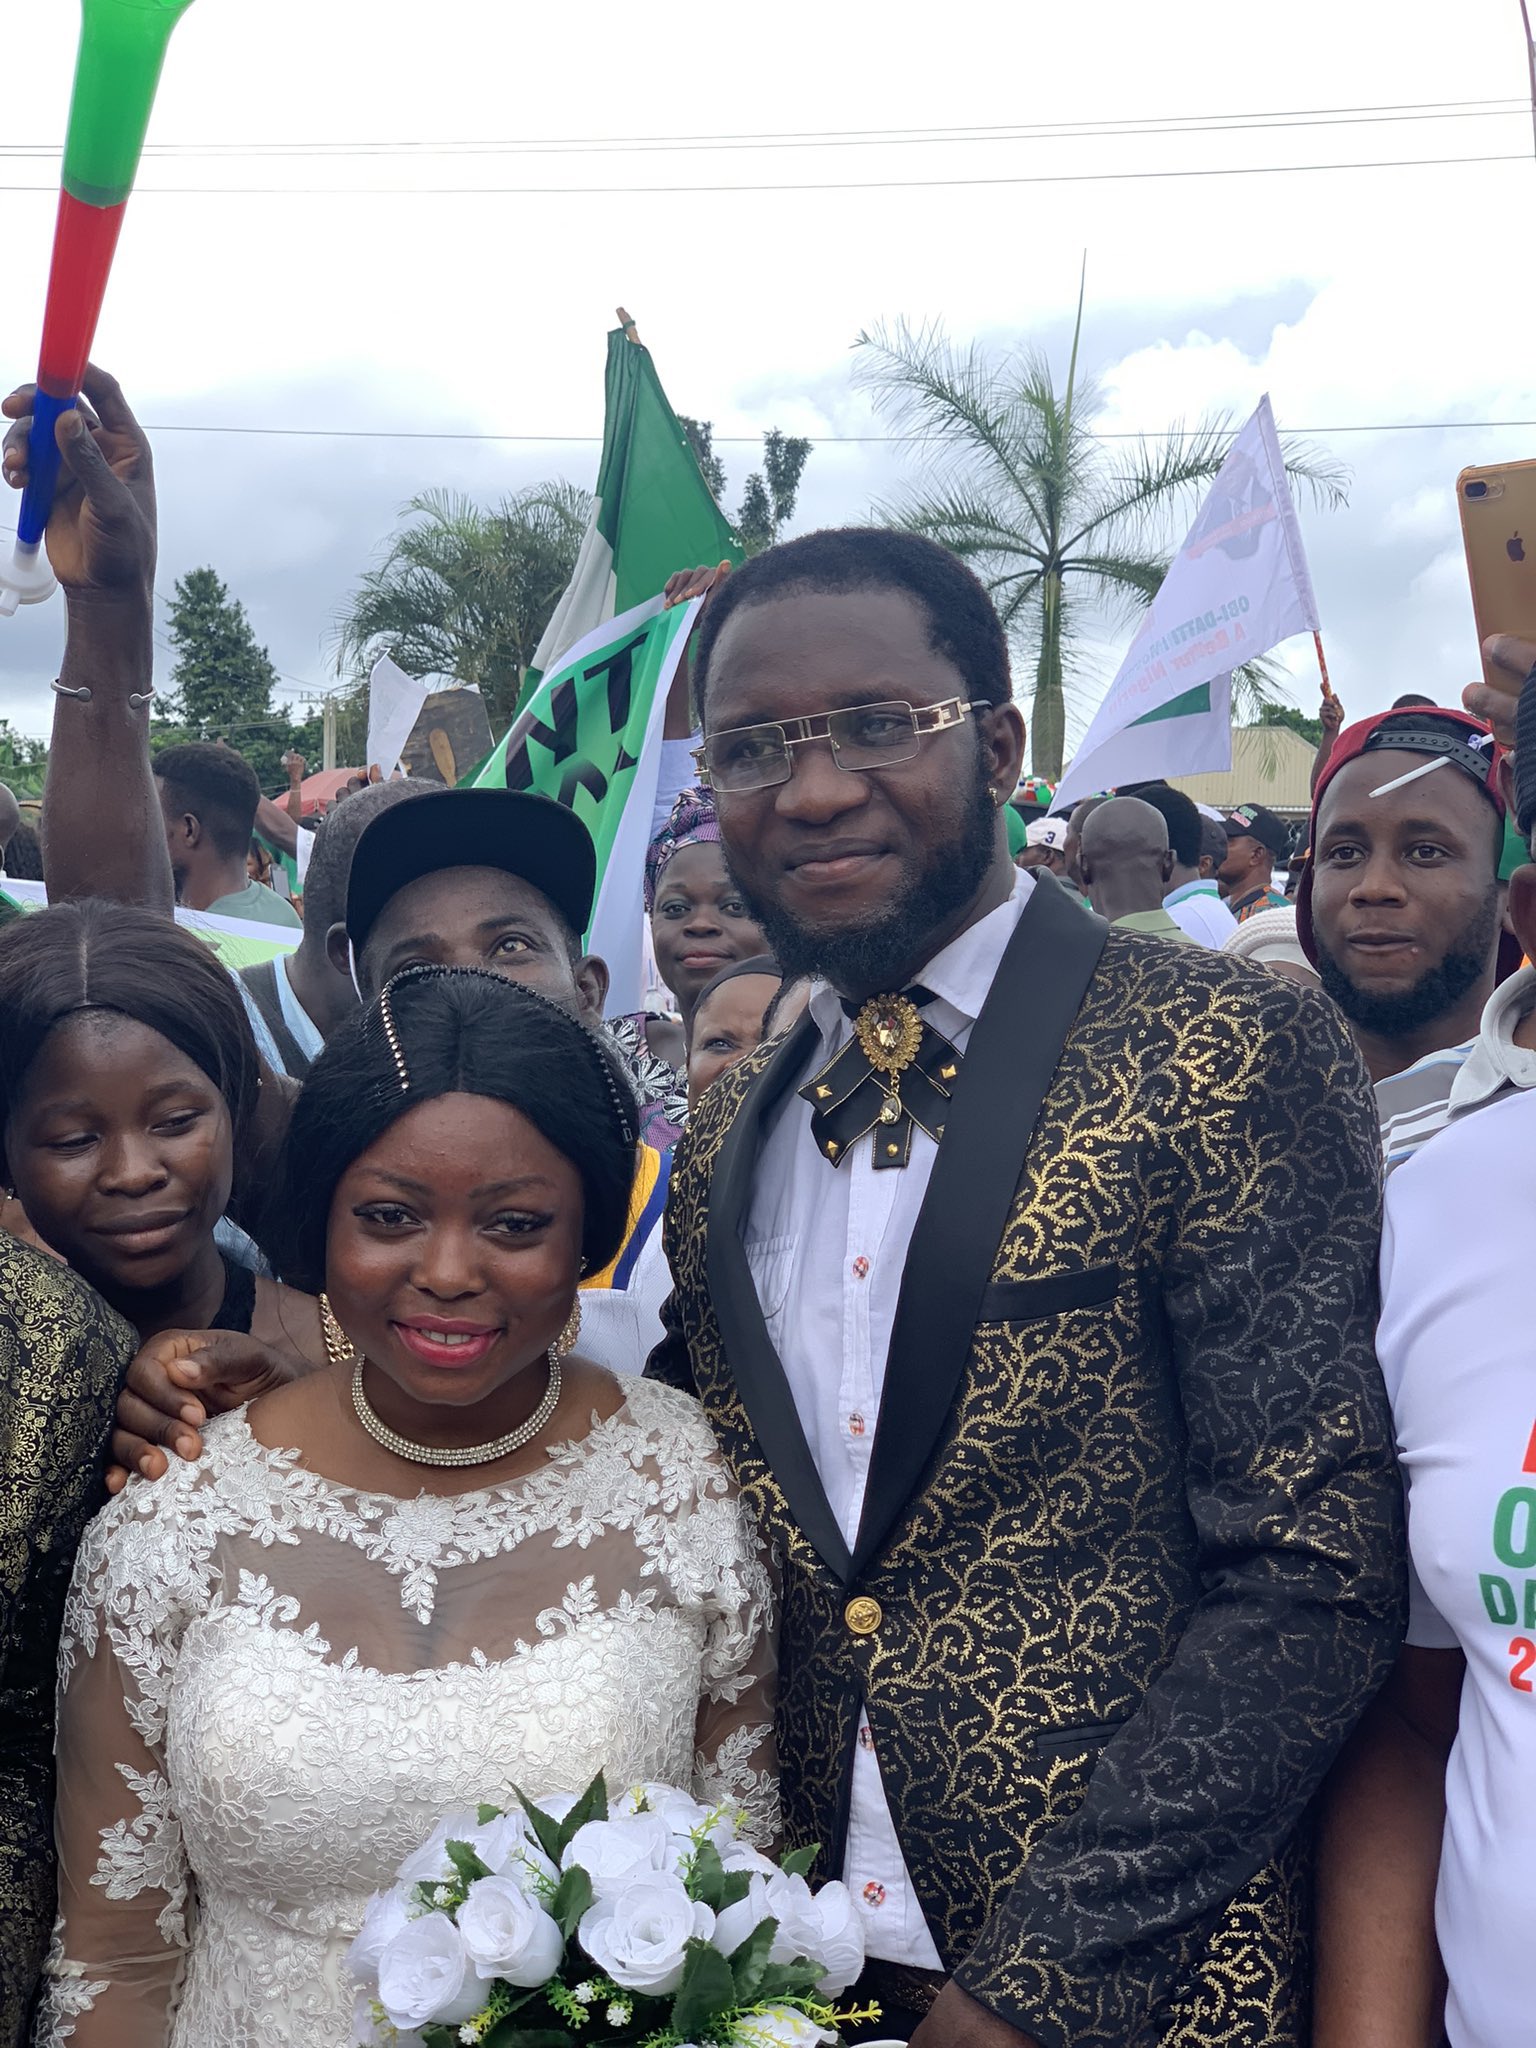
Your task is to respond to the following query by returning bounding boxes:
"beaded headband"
[374,964,638,1148]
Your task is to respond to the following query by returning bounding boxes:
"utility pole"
[322,695,337,771]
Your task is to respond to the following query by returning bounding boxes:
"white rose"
[471,1809,559,1890]
[457,1876,566,1986]
[615,1782,710,1835]
[395,1811,482,1886]
[722,1842,777,1877]
[734,2006,836,2046]
[376,1915,490,2031]
[807,1880,864,1995]
[710,1872,772,1960]
[347,1888,413,1982]
[578,1872,715,1993]
[563,1813,674,1899]
[760,1872,826,1969]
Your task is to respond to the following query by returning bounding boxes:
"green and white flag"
[1055,395,1319,806]
[472,594,700,1015]
[3,880,299,972]
[529,324,740,686]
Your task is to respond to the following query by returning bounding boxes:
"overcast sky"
[2,0,1534,765]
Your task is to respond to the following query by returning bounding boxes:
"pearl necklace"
[322,1295,562,1470]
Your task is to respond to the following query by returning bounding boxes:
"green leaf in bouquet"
[478,1803,503,1827]
[718,1868,753,1910]
[549,1862,593,1938]
[688,1837,727,1909]
[727,1915,777,2002]
[670,1936,738,2035]
[554,1771,610,1857]
[512,1788,567,1870]
[489,2025,581,2048]
[754,1957,827,2003]
[779,1843,819,1879]
[419,2027,462,2048]
[446,1839,493,1887]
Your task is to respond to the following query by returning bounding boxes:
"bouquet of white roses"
[349,1774,894,2048]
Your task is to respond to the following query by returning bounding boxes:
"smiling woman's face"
[648,842,766,1015]
[5,1011,233,1300]
[323,1092,585,1439]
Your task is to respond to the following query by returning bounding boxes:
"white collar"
[805,869,1035,1051]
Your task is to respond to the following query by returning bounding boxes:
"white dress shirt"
[744,869,1035,1967]
[1163,878,1237,947]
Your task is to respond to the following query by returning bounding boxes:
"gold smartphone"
[1458,458,1536,691]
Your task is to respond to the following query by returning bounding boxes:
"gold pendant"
[853,994,923,1089]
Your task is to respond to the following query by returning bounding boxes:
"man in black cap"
[1217,803,1291,922]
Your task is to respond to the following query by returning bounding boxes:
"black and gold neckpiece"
[799,989,963,1169]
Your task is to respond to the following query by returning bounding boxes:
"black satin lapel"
[706,1011,855,1583]
[851,878,1110,1576]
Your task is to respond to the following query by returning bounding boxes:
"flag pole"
[1313,629,1336,702]
[616,305,641,344]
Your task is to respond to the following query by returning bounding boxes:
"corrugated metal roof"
[1169,726,1316,816]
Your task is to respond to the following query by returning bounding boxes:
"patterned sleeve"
[956,980,1407,2048]
[649,1389,780,1849]
[34,1469,215,2047]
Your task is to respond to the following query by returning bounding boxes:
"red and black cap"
[1295,706,1503,964]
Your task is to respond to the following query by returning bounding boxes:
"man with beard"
[1295,706,1506,1171]
[649,527,1402,2048]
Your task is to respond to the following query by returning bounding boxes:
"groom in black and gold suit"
[648,530,1404,2048]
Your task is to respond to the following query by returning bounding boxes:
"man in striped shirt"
[1295,705,1507,1173]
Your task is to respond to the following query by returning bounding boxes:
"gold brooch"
[853,993,923,1083]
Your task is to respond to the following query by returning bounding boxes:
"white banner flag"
[1054,395,1319,807]
[366,654,433,782]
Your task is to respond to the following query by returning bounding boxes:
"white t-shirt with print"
[1377,1083,1536,2048]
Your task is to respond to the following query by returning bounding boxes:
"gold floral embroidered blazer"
[650,882,1404,2048]
[0,1240,134,2048]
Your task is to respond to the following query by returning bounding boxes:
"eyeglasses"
[693,697,991,794]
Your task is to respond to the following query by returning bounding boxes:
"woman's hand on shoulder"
[107,1329,308,1493]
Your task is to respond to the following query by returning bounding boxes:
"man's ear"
[1160,849,1176,887]
[574,953,610,1022]
[326,921,353,984]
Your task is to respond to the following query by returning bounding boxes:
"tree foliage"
[0,720,49,800]
[854,298,1348,777]
[1252,700,1324,747]
[332,484,593,730]
[680,419,813,556]
[154,566,301,790]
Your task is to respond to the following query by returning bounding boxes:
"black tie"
[798,987,963,1169]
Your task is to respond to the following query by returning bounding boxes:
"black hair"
[1199,817,1229,867]
[1391,692,1438,710]
[271,965,639,1294]
[1119,780,1202,868]
[688,955,782,1049]
[302,781,425,946]
[692,527,1012,721]
[0,899,261,1166]
[154,742,262,861]
[5,821,42,880]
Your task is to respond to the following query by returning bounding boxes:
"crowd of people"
[0,362,1532,2048]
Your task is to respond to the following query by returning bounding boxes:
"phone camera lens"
[1466,481,1489,500]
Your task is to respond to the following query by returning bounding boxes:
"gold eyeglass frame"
[692,696,992,793]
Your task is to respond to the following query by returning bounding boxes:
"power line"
[0,150,1526,198]
[132,417,1536,445]
[1,94,1523,159]
[1,100,1526,163]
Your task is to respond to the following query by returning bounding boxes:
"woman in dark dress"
[0,901,324,2042]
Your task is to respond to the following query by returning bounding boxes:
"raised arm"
[2,365,169,912]
[951,982,1404,2048]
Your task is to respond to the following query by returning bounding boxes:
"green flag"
[529,325,740,686]
[472,596,699,1014]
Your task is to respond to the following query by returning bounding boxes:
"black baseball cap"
[345,789,597,953]
[1221,803,1291,860]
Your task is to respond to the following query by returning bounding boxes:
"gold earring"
[990,787,1005,809]
[552,1295,582,1360]
[319,1294,357,1369]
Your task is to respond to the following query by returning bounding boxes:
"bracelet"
[129,689,155,709]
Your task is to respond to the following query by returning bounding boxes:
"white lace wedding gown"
[35,1376,777,2047]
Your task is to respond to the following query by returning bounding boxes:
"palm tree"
[854,293,1347,778]
[333,483,593,730]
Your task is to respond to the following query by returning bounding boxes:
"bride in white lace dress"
[36,967,776,2048]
